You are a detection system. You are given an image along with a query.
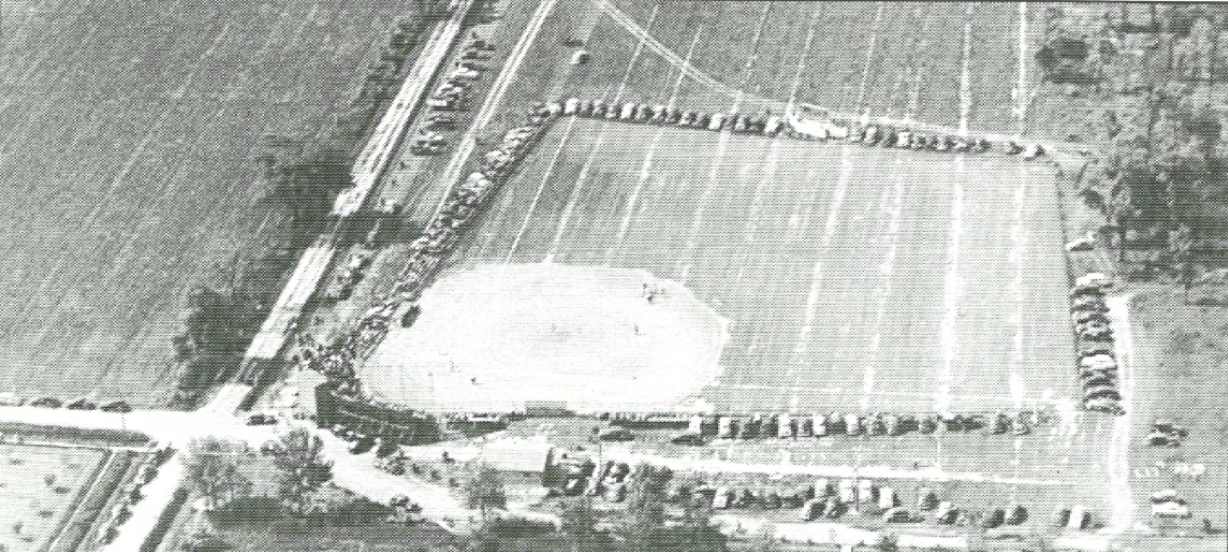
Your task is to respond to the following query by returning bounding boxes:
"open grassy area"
[1125,286,1228,531]
[0,444,108,552]
[0,0,414,406]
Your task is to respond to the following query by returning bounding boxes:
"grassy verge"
[49,451,135,552]
[38,449,113,552]
[0,422,149,448]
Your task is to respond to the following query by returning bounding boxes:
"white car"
[1079,354,1117,370]
[857,479,875,504]
[837,479,856,504]
[1065,236,1095,252]
[1151,501,1191,518]
[1076,273,1113,288]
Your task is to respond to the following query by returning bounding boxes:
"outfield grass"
[0,0,414,406]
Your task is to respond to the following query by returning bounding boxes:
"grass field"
[0,0,413,405]
[0,444,107,552]
[386,120,1074,416]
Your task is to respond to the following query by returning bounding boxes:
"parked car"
[598,427,635,442]
[350,435,376,454]
[246,413,278,426]
[65,397,97,411]
[670,432,704,446]
[100,400,132,413]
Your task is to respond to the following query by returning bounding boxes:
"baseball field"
[0,0,414,405]
[364,119,1075,417]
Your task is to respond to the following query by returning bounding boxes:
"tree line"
[169,2,439,405]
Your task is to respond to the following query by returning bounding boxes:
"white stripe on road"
[788,145,854,407]
[1014,2,1029,129]
[860,159,906,411]
[730,3,773,113]
[677,132,730,283]
[786,5,822,112]
[611,2,660,105]
[1009,174,1028,411]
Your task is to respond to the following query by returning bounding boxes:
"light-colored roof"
[480,440,553,473]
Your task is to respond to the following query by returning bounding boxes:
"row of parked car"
[96,456,162,544]
[599,410,1039,446]
[4,394,132,412]
[549,96,1046,159]
[411,38,496,155]
[1069,273,1124,415]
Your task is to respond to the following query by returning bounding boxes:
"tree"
[463,464,506,520]
[875,533,900,552]
[621,465,673,551]
[561,497,603,552]
[184,437,250,511]
[749,526,779,552]
[679,493,725,552]
[267,428,333,515]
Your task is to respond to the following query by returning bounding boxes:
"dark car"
[981,508,1006,528]
[30,397,63,408]
[670,432,705,446]
[598,427,635,442]
[375,440,400,459]
[350,435,377,454]
[65,397,97,411]
[100,400,132,413]
[246,413,278,426]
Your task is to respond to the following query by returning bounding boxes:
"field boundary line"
[935,157,965,413]
[606,25,704,266]
[854,2,885,116]
[503,117,579,264]
[610,3,660,105]
[1104,294,1135,533]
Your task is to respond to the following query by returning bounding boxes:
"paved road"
[334,0,476,218]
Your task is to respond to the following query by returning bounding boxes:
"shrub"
[209,496,284,526]
[325,497,389,526]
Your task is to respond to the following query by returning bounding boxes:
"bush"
[325,497,389,526]
[208,497,284,527]
[489,516,558,538]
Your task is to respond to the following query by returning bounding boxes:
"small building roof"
[480,439,553,473]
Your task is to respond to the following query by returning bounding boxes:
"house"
[479,439,555,486]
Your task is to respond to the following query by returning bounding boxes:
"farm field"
[562,1,1032,134]
[0,444,108,552]
[0,0,414,405]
